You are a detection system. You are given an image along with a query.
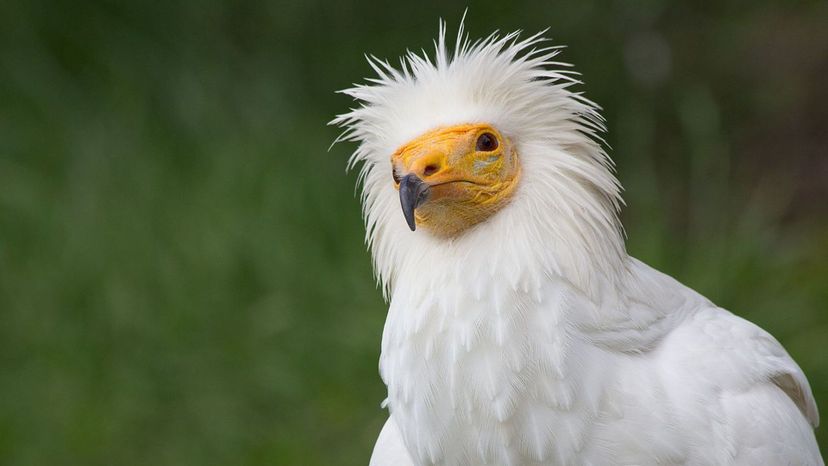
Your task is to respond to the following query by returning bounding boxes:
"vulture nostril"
[423,164,439,177]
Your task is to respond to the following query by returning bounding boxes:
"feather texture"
[335,19,822,466]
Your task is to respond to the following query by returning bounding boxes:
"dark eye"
[476,132,498,152]
[392,167,402,184]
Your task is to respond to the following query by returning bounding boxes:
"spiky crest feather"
[332,19,627,300]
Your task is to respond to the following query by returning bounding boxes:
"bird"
[332,19,823,466]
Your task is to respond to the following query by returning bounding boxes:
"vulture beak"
[398,174,430,231]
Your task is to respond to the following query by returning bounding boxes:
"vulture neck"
[378,203,625,464]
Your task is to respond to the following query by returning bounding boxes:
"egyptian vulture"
[333,21,822,466]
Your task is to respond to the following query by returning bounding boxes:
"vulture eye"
[476,132,498,152]
[392,167,402,184]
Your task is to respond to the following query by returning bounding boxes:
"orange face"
[391,123,521,236]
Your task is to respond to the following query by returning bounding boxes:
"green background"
[1,1,826,464]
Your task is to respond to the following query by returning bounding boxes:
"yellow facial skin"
[391,123,521,237]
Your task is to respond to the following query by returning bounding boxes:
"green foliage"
[0,1,825,464]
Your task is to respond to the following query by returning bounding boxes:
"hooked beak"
[398,174,430,231]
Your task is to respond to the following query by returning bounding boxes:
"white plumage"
[334,20,822,466]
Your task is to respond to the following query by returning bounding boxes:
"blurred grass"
[0,1,826,464]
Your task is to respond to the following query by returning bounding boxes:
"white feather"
[339,20,822,466]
